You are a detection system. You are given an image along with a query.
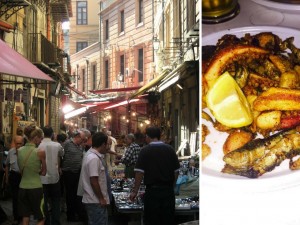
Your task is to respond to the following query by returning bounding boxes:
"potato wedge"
[280,70,299,89]
[256,111,281,129]
[253,87,300,111]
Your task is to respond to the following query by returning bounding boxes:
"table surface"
[112,191,199,214]
[202,0,300,37]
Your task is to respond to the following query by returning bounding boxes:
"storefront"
[0,38,54,146]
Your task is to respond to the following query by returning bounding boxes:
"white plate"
[202,26,300,193]
[251,0,300,13]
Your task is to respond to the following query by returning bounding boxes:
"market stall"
[110,159,199,225]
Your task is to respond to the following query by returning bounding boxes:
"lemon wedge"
[206,71,253,128]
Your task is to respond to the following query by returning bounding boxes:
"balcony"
[50,0,72,22]
[28,32,71,83]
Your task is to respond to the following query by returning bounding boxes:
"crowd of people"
[0,124,180,225]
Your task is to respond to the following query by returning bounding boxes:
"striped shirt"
[61,139,83,173]
[121,142,141,166]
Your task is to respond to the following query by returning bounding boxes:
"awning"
[0,39,54,82]
[87,98,148,114]
[90,86,142,94]
[0,20,13,32]
[158,61,199,92]
[129,69,171,99]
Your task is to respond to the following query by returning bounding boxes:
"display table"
[111,189,199,225]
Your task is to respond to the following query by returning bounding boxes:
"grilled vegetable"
[253,87,300,111]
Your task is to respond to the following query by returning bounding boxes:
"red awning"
[0,39,54,82]
[90,86,142,94]
[0,20,13,32]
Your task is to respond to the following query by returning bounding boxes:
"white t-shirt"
[81,149,110,204]
[109,136,117,152]
[39,138,64,184]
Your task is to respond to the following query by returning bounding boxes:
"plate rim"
[202,25,300,44]
[250,0,300,11]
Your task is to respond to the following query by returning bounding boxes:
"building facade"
[0,0,72,145]
[68,0,99,55]
[67,0,199,157]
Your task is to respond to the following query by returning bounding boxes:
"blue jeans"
[84,203,108,225]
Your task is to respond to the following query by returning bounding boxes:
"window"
[138,0,144,24]
[105,19,109,40]
[105,60,109,88]
[77,1,87,25]
[92,64,97,90]
[76,42,88,52]
[138,48,143,82]
[82,68,86,92]
[120,55,125,82]
[120,10,125,33]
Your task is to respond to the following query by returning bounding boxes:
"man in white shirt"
[39,126,64,225]
[106,131,117,168]
[81,132,111,225]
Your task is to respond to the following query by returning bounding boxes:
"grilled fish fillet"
[203,45,269,88]
[253,87,300,111]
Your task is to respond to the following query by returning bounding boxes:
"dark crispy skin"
[223,131,300,178]
[203,44,269,89]
[253,87,300,111]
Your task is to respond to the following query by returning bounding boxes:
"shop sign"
[37,89,45,98]
[31,88,45,99]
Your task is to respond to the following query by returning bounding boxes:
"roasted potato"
[202,143,211,161]
[279,70,299,89]
[223,130,254,155]
[256,111,282,130]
